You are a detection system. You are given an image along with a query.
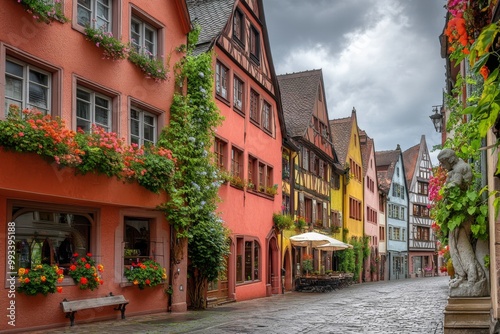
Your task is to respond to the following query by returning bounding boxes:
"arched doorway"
[267,232,279,295]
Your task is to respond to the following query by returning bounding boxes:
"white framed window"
[233,76,243,111]
[130,16,157,58]
[5,58,51,116]
[130,107,157,146]
[76,86,112,132]
[215,61,228,100]
[77,0,112,31]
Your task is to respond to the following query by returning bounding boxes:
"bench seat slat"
[61,296,128,312]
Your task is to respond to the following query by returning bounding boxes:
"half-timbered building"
[403,135,435,277]
[277,69,339,278]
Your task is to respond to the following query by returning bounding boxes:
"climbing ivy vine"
[157,26,230,309]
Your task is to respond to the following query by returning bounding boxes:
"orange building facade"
[0,1,190,332]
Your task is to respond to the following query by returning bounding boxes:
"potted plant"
[272,212,293,231]
[68,253,104,290]
[302,254,313,276]
[17,264,64,296]
[124,259,167,289]
[294,216,307,231]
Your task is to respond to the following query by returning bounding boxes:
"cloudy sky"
[263,0,447,164]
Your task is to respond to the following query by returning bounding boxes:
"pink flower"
[18,132,24,137]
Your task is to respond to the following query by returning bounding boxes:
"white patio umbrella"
[316,240,352,251]
[289,232,348,249]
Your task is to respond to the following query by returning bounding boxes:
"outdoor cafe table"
[294,275,345,292]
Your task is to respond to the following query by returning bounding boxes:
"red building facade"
[0,1,190,332]
[187,0,285,303]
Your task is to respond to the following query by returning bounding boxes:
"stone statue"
[437,149,488,297]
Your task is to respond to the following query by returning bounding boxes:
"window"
[231,147,243,178]
[77,0,111,31]
[233,76,244,112]
[250,89,259,123]
[248,155,257,189]
[366,206,377,224]
[76,86,112,132]
[331,173,340,190]
[282,195,290,215]
[262,100,271,132]
[349,197,361,221]
[249,25,260,63]
[5,59,50,115]
[417,181,428,195]
[130,107,157,146]
[388,204,405,220]
[282,156,290,179]
[9,205,93,278]
[393,227,401,240]
[379,226,385,241]
[233,9,244,44]
[131,16,157,57]
[124,217,150,265]
[349,159,362,182]
[302,147,309,171]
[415,226,430,241]
[214,138,226,169]
[419,167,430,179]
[367,176,375,192]
[413,204,429,217]
[215,61,229,100]
[236,237,260,283]
[331,210,341,227]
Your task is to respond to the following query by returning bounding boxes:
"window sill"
[215,94,231,107]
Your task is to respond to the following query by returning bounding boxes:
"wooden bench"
[61,293,129,326]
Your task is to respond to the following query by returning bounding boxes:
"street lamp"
[429,105,443,133]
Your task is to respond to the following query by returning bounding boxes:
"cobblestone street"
[30,276,449,334]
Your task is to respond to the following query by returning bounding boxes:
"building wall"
[0,1,189,331]
[386,156,409,279]
[344,121,364,240]
[212,2,283,300]
[363,148,380,281]
[0,149,174,332]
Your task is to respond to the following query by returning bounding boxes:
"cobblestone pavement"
[34,276,449,334]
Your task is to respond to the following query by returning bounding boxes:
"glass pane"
[96,17,108,31]
[5,99,22,116]
[76,100,90,120]
[143,124,154,142]
[78,0,91,9]
[143,113,155,126]
[95,106,109,126]
[145,41,154,57]
[77,118,91,133]
[130,136,139,145]
[95,96,109,109]
[5,76,23,100]
[6,60,23,77]
[77,89,91,102]
[29,70,48,86]
[130,119,139,136]
[77,6,91,26]
[28,83,48,109]
[130,109,139,120]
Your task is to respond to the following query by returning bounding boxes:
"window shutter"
[299,192,305,217]
[312,199,317,223]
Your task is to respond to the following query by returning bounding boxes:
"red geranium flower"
[85,263,91,269]
[70,265,77,271]
[80,277,88,285]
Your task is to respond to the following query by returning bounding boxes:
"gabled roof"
[329,116,352,166]
[402,143,419,186]
[186,0,236,54]
[359,129,374,178]
[277,69,323,138]
[375,146,401,194]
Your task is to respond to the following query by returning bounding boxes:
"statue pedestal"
[443,297,491,333]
